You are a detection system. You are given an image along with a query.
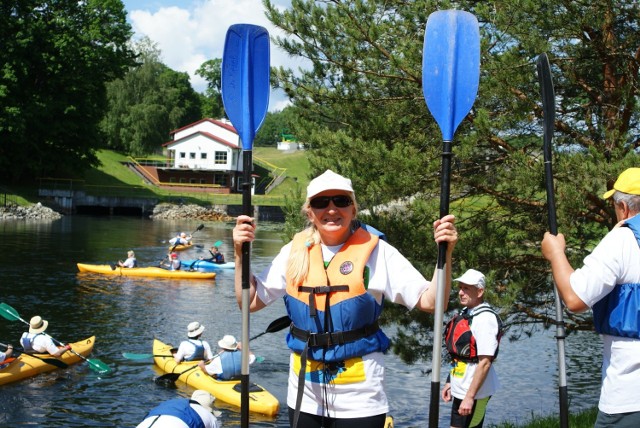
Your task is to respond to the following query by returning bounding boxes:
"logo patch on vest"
[339,261,354,275]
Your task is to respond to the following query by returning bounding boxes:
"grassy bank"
[494,407,597,428]
[4,148,311,207]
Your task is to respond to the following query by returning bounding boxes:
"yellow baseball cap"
[602,168,640,199]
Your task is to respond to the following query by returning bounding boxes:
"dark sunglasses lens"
[332,196,352,207]
[310,195,352,209]
[310,197,330,209]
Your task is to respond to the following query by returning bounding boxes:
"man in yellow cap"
[541,167,640,427]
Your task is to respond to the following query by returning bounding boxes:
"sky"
[121,0,304,112]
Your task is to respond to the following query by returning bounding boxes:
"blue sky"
[121,0,300,111]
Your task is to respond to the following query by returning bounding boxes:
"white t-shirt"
[255,238,431,418]
[570,223,640,414]
[121,257,136,268]
[449,304,500,400]
[174,339,213,362]
[135,403,219,428]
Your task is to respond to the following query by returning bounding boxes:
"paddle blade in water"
[122,352,154,360]
[422,10,480,141]
[221,24,271,150]
[86,358,111,375]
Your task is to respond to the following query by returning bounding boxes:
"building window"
[180,152,186,158]
[201,153,207,160]
[200,178,207,184]
[190,178,197,184]
[213,173,228,186]
[180,178,187,183]
[215,151,227,164]
[169,177,176,183]
[190,152,196,159]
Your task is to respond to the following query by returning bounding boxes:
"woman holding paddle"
[232,169,458,428]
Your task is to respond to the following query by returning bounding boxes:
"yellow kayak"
[153,339,280,416]
[0,336,96,385]
[77,263,216,279]
[169,243,193,252]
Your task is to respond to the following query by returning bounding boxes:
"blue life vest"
[592,214,640,338]
[145,398,204,428]
[20,332,41,353]
[284,228,390,362]
[184,340,205,361]
[218,351,242,380]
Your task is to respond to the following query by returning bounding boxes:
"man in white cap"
[198,334,256,380]
[542,167,640,427]
[174,321,214,363]
[136,389,220,428]
[441,269,501,428]
[19,315,71,357]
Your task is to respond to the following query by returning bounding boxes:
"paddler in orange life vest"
[232,169,459,428]
[441,269,502,428]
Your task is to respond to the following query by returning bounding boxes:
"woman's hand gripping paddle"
[221,23,270,428]
[422,10,480,427]
[0,302,111,375]
[537,52,568,428]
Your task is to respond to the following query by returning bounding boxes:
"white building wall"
[169,134,236,170]
[174,119,240,146]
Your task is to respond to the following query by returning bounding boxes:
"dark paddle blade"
[537,52,558,235]
[537,52,568,428]
[222,24,270,150]
[422,10,480,428]
[423,10,480,142]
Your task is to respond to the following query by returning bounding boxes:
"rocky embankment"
[0,202,63,220]
[150,203,232,221]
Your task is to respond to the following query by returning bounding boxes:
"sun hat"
[191,390,216,413]
[29,316,48,334]
[306,170,354,199]
[187,321,205,338]
[454,269,486,289]
[218,335,238,351]
[170,252,178,259]
[602,168,640,199]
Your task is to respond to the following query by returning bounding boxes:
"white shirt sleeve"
[570,226,640,308]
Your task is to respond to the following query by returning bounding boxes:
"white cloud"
[125,0,306,112]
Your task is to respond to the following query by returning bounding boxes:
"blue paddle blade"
[422,10,480,141]
[222,24,271,150]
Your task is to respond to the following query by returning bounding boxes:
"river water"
[0,216,601,427]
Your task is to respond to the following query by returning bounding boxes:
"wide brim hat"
[29,316,48,334]
[191,390,219,415]
[187,321,205,338]
[602,167,640,199]
[454,269,486,289]
[218,334,238,351]
[306,170,354,199]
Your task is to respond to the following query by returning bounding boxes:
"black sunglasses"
[309,195,353,209]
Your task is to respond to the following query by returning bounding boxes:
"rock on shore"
[0,202,63,220]
[150,203,232,221]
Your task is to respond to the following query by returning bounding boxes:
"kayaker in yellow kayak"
[20,316,71,357]
[160,252,181,271]
[197,334,255,380]
[174,322,215,363]
[136,389,221,428]
[117,250,137,268]
[169,232,192,247]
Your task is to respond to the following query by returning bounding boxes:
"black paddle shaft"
[241,150,253,428]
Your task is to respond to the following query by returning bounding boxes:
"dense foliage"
[0,0,135,182]
[101,37,202,155]
[265,0,640,362]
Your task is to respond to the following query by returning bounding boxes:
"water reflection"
[0,216,600,426]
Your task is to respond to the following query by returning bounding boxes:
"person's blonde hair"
[127,250,135,258]
[286,192,357,286]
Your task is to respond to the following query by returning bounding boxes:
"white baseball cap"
[454,269,486,289]
[306,170,354,199]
